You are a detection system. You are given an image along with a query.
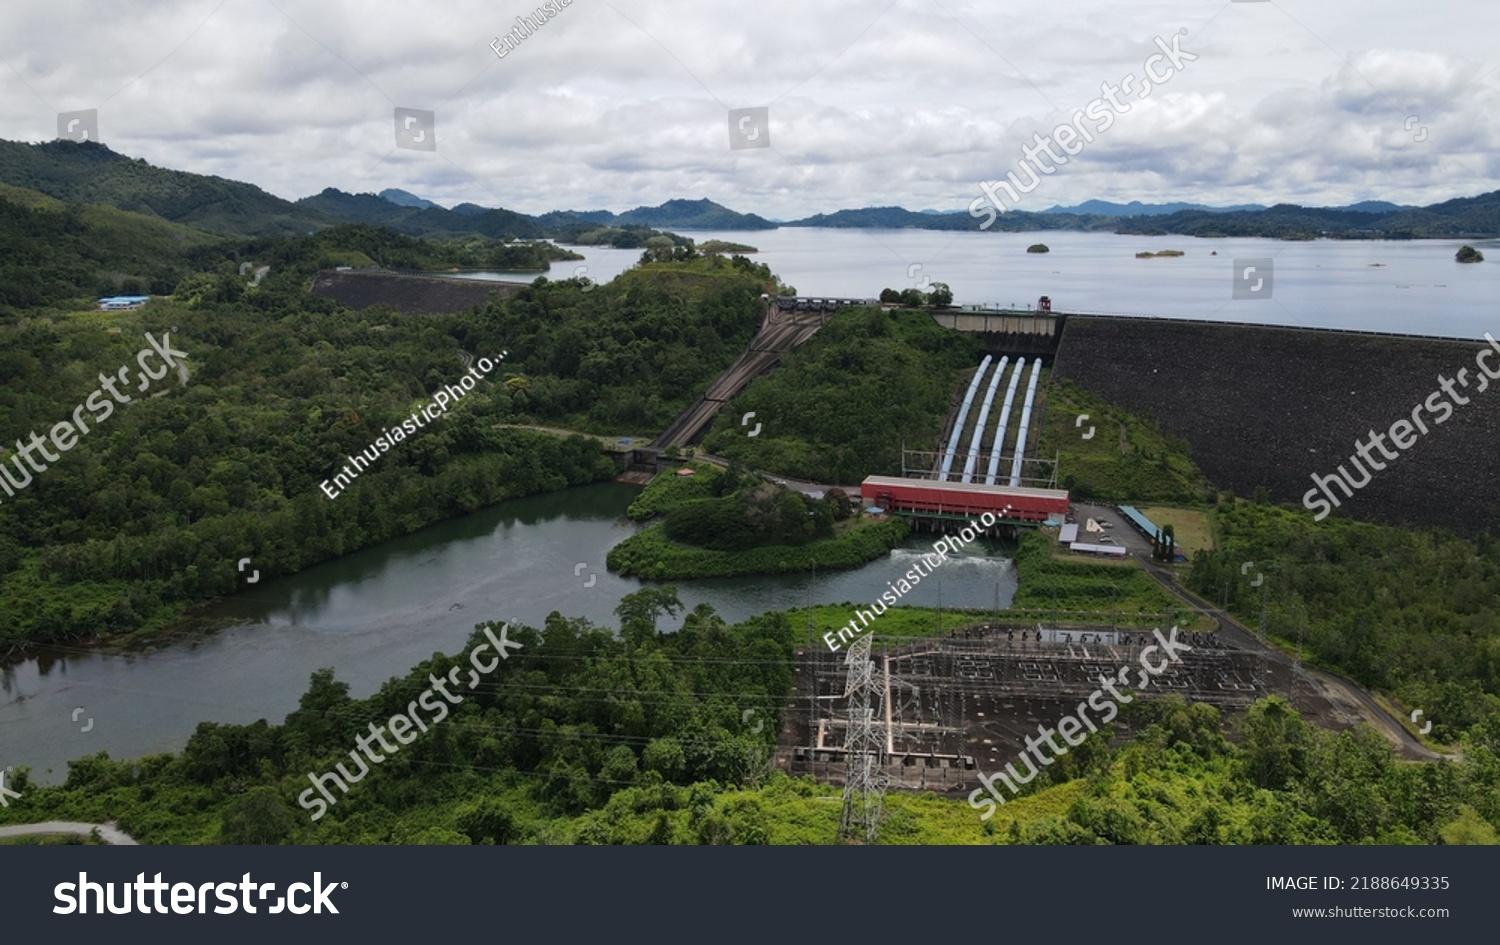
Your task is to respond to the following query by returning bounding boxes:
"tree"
[284,667,353,745]
[614,586,683,644]
[1238,697,1311,790]
[1439,805,1499,845]
[456,797,519,844]
[504,374,531,402]
[219,786,299,844]
[825,487,853,520]
[715,462,745,497]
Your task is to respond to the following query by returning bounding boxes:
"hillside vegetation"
[0,231,773,646]
[702,306,983,483]
[1189,499,1500,742]
[0,184,231,306]
[0,139,325,236]
[1038,375,1211,503]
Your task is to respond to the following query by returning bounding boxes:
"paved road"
[0,821,138,845]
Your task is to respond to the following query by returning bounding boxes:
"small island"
[1026,243,1050,254]
[698,239,759,254]
[1456,245,1485,263]
[607,461,907,579]
[1136,249,1185,258]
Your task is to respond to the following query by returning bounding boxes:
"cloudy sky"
[1,0,1496,218]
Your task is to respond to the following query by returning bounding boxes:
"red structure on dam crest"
[862,475,1069,524]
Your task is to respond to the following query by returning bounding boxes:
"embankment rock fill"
[1053,316,1500,535]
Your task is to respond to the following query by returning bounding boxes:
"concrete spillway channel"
[939,355,993,480]
[984,358,1026,486]
[1008,359,1044,486]
[961,356,1009,483]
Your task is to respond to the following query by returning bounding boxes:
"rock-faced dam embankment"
[310,269,524,315]
[1051,316,1500,535]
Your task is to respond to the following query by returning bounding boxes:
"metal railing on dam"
[931,307,1470,345]
[1060,310,1471,343]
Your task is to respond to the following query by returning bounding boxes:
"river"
[0,482,1015,784]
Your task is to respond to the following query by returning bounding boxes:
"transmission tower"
[838,634,887,843]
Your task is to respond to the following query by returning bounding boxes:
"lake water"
[1,483,1014,784]
[461,229,1500,341]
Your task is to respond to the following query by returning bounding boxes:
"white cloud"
[0,0,1494,216]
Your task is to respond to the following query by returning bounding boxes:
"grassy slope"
[1037,375,1210,503]
[701,306,983,483]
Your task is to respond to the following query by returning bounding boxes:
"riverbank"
[0,429,621,663]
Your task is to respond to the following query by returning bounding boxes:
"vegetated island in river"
[1135,249,1185,258]
[606,461,907,580]
[698,239,759,254]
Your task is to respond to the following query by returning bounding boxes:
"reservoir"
[456,230,1500,341]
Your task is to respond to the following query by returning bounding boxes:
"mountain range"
[0,138,1495,241]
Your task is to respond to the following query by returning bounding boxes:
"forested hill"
[1111,191,1500,239]
[10,137,1496,241]
[0,139,771,240]
[294,188,546,240]
[0,139,327,236]
[0,182,233,305]
[0,188,564,311]
[788,191,1500,238]
[785,205,1103,232]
